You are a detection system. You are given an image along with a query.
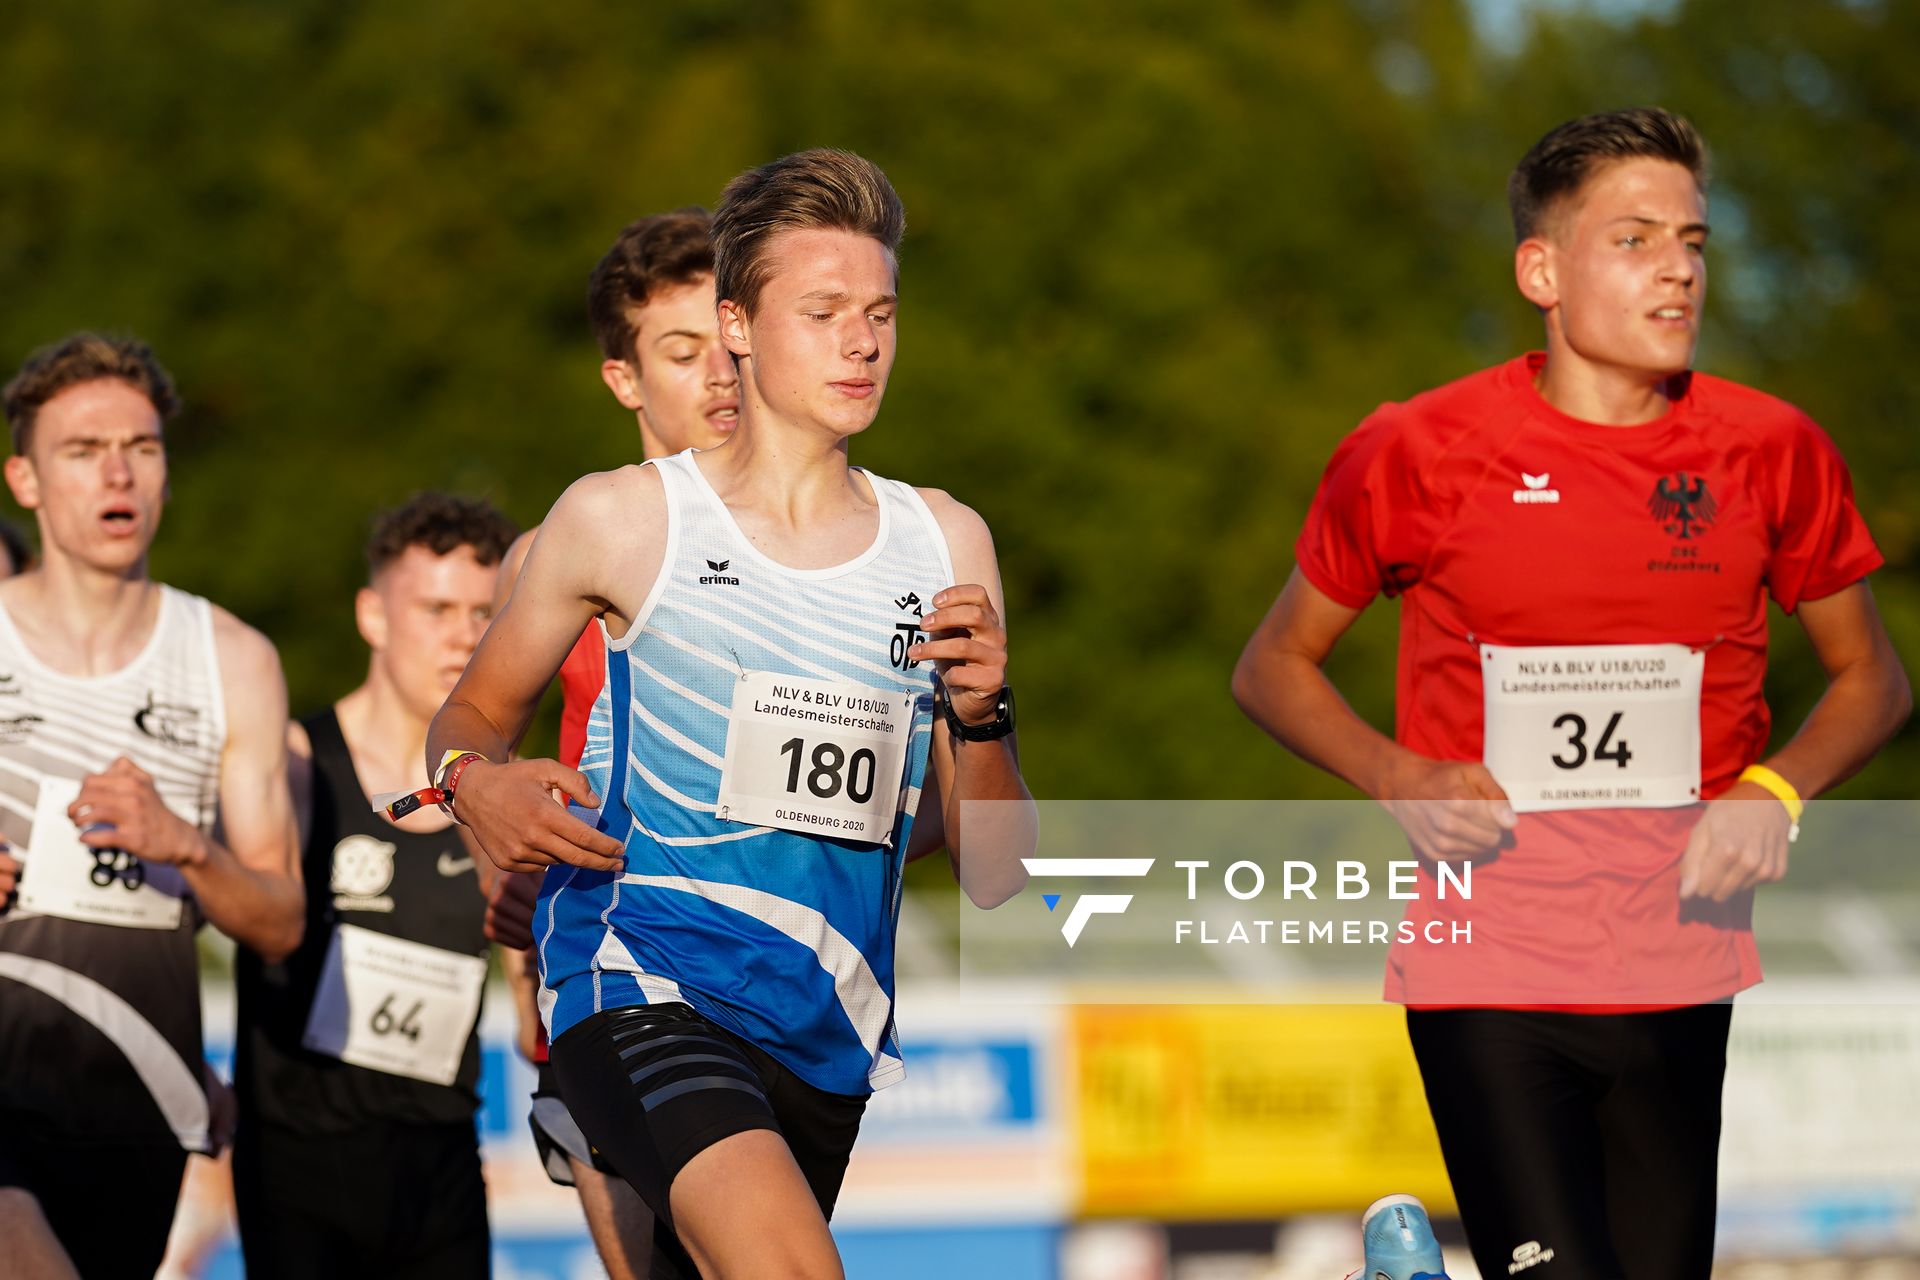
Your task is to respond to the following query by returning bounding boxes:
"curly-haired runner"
[232,493,514,1280]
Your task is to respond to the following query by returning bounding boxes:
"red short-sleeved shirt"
[531,624,606,1064]
[557,624,607,771]
[1296,354,1884,1005]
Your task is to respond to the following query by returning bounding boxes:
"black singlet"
[235,707,488,1131]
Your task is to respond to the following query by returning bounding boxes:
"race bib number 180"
[1481,641,1704,814]
[716,671,917,844]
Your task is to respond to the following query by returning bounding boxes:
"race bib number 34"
[716,671,916,844]
[1481,642,1704,814]
[302,924,487,1087]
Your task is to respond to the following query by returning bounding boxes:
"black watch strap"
[938,680,1015,742]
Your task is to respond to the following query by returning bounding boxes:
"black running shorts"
[232,1116,488,1280]
[0,1116,187,1280]
[1407,1004,1732,1280]
[550,1003,867,1278]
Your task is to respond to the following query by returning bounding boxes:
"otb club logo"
[1021,857,1155,946]
[891,590,925,671]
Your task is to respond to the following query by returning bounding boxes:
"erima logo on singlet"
[134,692,201,749]
[0,672,19,697]
[700,557,741,586]
[1512,471,1560,504]
[0,712,42,745]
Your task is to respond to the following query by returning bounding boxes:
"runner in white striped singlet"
[0,333,302,1280]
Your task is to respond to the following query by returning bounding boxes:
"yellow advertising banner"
[1073,1002,1453,1218]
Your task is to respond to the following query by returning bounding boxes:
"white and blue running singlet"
[536,450,954,1094]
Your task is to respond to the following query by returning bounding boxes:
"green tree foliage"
[0,0,1910,799]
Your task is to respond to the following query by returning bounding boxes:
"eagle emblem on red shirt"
[1648,472,1718,540]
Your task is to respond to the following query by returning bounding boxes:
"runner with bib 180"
[1234,109,1910,1278]
[421,149,1035,1280]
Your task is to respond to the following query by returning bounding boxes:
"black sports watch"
[938,680,1015,743]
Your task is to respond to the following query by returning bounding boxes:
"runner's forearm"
[425,696,521,783]
[1231,644,1420,800]
[1754,650,1911,799]
[183,833,305,961]
[943,736,1035,907]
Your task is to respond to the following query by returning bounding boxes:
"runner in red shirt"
[486,208,738,1280]
[1235,109,1910,1278]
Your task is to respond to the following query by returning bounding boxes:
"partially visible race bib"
[715,670,916,845]
[302,923,487,1087]
[1481,642,1704,813]
[18,777,187,929]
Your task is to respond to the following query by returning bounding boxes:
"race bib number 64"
[302,924,487,1087]
[716,671,916,844]
[1481,642,1704,814]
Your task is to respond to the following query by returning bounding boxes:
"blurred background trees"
[2,0,1912,801]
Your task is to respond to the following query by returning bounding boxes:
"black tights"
[1407,1005,1731,1280]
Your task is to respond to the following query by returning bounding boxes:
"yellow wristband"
[1738,764,1804,833]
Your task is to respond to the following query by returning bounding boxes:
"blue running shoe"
[1359,1193,1449,1280]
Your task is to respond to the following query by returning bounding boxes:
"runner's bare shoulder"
[912,487,998,581]
[536,464,669,624]
[206,603,287,698]
[546,464,664,547]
